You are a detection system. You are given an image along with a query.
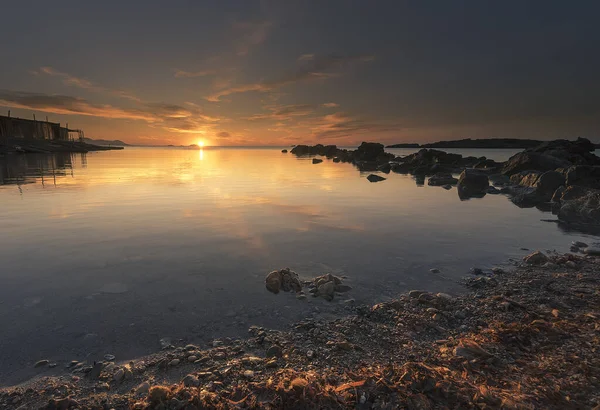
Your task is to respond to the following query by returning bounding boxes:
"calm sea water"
[0,147,595,384]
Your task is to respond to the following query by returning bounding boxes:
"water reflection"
[0,153,79,187]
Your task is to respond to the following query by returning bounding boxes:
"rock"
[135,382,150,395]
[454,340,492,359]
[318,281,335,300]
[168,359,180,366]
[488,173,511,186]
[523,251,548,265]
[187,355,197,362]
[103,354,115,361]
[333,157,341,163]
[572,241,588,248]
[48,362,57,368]
[96,382,110,391]
[266,345,283,358]
[565,165,600,188]
[510,170,542,187]
[265,268,302,294]
[336,341,353,351]
[88,361,103,379]
[367,174,386,182]
[502,152,571,176]
[149,386,171,403]
[409,290,427,299]
[281,149,288,153]
[427,172,458,186]
[354,142,388,162]
[334,284,352,292]
[290,378,309,391]
[377,162,392,173]
[312,158,323,164]
[442,184,453,190]
[536,170,566,196]
[457,169,489,198]
[509,186,543,208]
[430,268,440,273]
[583,247,600,255]
[243,370,254,379]
[34,360,49,368]
[183,374,200,387]
[470,267,484,275]
[486,186,500,194]
[291,144,338,157]
[113,368,125,382]
[558,189,600,225]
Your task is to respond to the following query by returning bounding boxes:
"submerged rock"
[367,174,386,182]
[312,158,323,164]
[457,169,489,198]
[558,189,600,226]
[427,172,458,186]
[281,149,288,153]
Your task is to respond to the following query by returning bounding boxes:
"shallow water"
[0,147,595,384]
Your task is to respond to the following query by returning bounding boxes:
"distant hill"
[83,138,129,147]
[387,138,546,149]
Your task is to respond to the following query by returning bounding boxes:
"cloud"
[304,111,401,140]
[0,89,223,134]
[37,67,141,102]
[174,69,216,78]
[243,104,315,121]
[298,54,314,61]
[322,102,339,108]
[206,54,375,101]
[216,131,231,138]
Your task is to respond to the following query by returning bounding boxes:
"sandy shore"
[1,248,599,409]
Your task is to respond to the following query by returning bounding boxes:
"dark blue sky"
[0,0,598,145]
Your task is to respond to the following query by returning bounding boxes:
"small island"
[387,138,553,149]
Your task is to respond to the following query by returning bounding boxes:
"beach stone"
[523,251,549,265]
[34,359,49,368]
[113,368,125,382]
[243,370,254,379]
[573,241,588,248]
[318,281,335,300]
[334,284,353,292]
[583,247,600,255]
[427,172,458,186]
[187,355,197,362]
[183,374,200,387]
[281,149,287,153]
[266,345,283,358]
[290,378,309,391]
[265,270,282,294]
[97,382,110,391]
[168,359,180,366]
[103,354,115,361]
[312,158,323,164]
[149,386,171,403]
[135,382,150,395]
[367,174,386,182]
[409,290,427,299]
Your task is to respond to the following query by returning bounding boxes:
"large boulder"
[536,170,566,196]
[291,144,338,157]
[367,174,386,182]
[427,172,458,186]
[508,186,543,208]
[265,268,302,294]
[557,189,600,225]
[457,169,489,198]
[502,152,571,176]
[354,142,388,162]
[510,171,542,187]
[565,165,600,189]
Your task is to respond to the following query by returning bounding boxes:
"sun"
[197,140,205,147]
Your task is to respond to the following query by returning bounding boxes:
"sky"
[0,0,599,146]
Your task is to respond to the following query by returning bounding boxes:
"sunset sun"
[197,140,205,147]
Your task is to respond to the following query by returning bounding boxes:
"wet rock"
[430,268,440,273]
[34,360,49,368]
[113,368,125,382]
[149,386,171,403]
[536,170,566,196]
[290,378,309,391]
[187,355,197,362]
[572,241,588,248]
[457,169,489,198]
[409,290,427,299]
[488,173,511,186]
[565,165,600,188]
[583,247,600,255]
[243,370,254,379]
[470,267,484,275]
[281,149,288,153]
[334,284,352,292]
[265,268,302,294]
[318,281,335,300]
[377,162,392,173]
[354,142,388,162]
[183,374,200,387]
[509,186,543,208]
[487,186,500,194]
[502,152,571,176]
[367,174,386,182]
[266,345,283,358]
[135,382,150,395]
[427,172,458,186]
[523,251,548,265]
[103,354,115,361]
[558,189,600,226]
[510,170,542,187]
[312,158,323,164]
[168,359,180,366]
[96,382,110,392]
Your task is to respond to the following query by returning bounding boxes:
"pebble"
[135,381,150,395]
[307,350,314,359]
[104,354,115,361]
[34,360,49,368]
[96,383,110,392]
[212,340,224,347]
[187,355,198,362]
[429,268,440,274]
[266,345,283,358]
[583,247,600,255]
[48,362,57,368]
[214,352,226,360]
[103,363,116,373]
[168,359,180,366]
[183,374,200,387]
[296,294,307,300]
[67,360,79,368]
[573,241,588,248]
[185,344,198,351]
[113,368,125,382]
[470,267,484,275]
[243,370,254,379]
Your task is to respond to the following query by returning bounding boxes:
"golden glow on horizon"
[197,140,205,147]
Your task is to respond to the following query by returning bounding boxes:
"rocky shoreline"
[290,139,600,231]
[1,248,598,409]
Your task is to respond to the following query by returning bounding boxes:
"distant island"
[83,138,129,147]
[387,138,546,149]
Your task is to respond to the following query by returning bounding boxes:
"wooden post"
[33,114,36,121]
